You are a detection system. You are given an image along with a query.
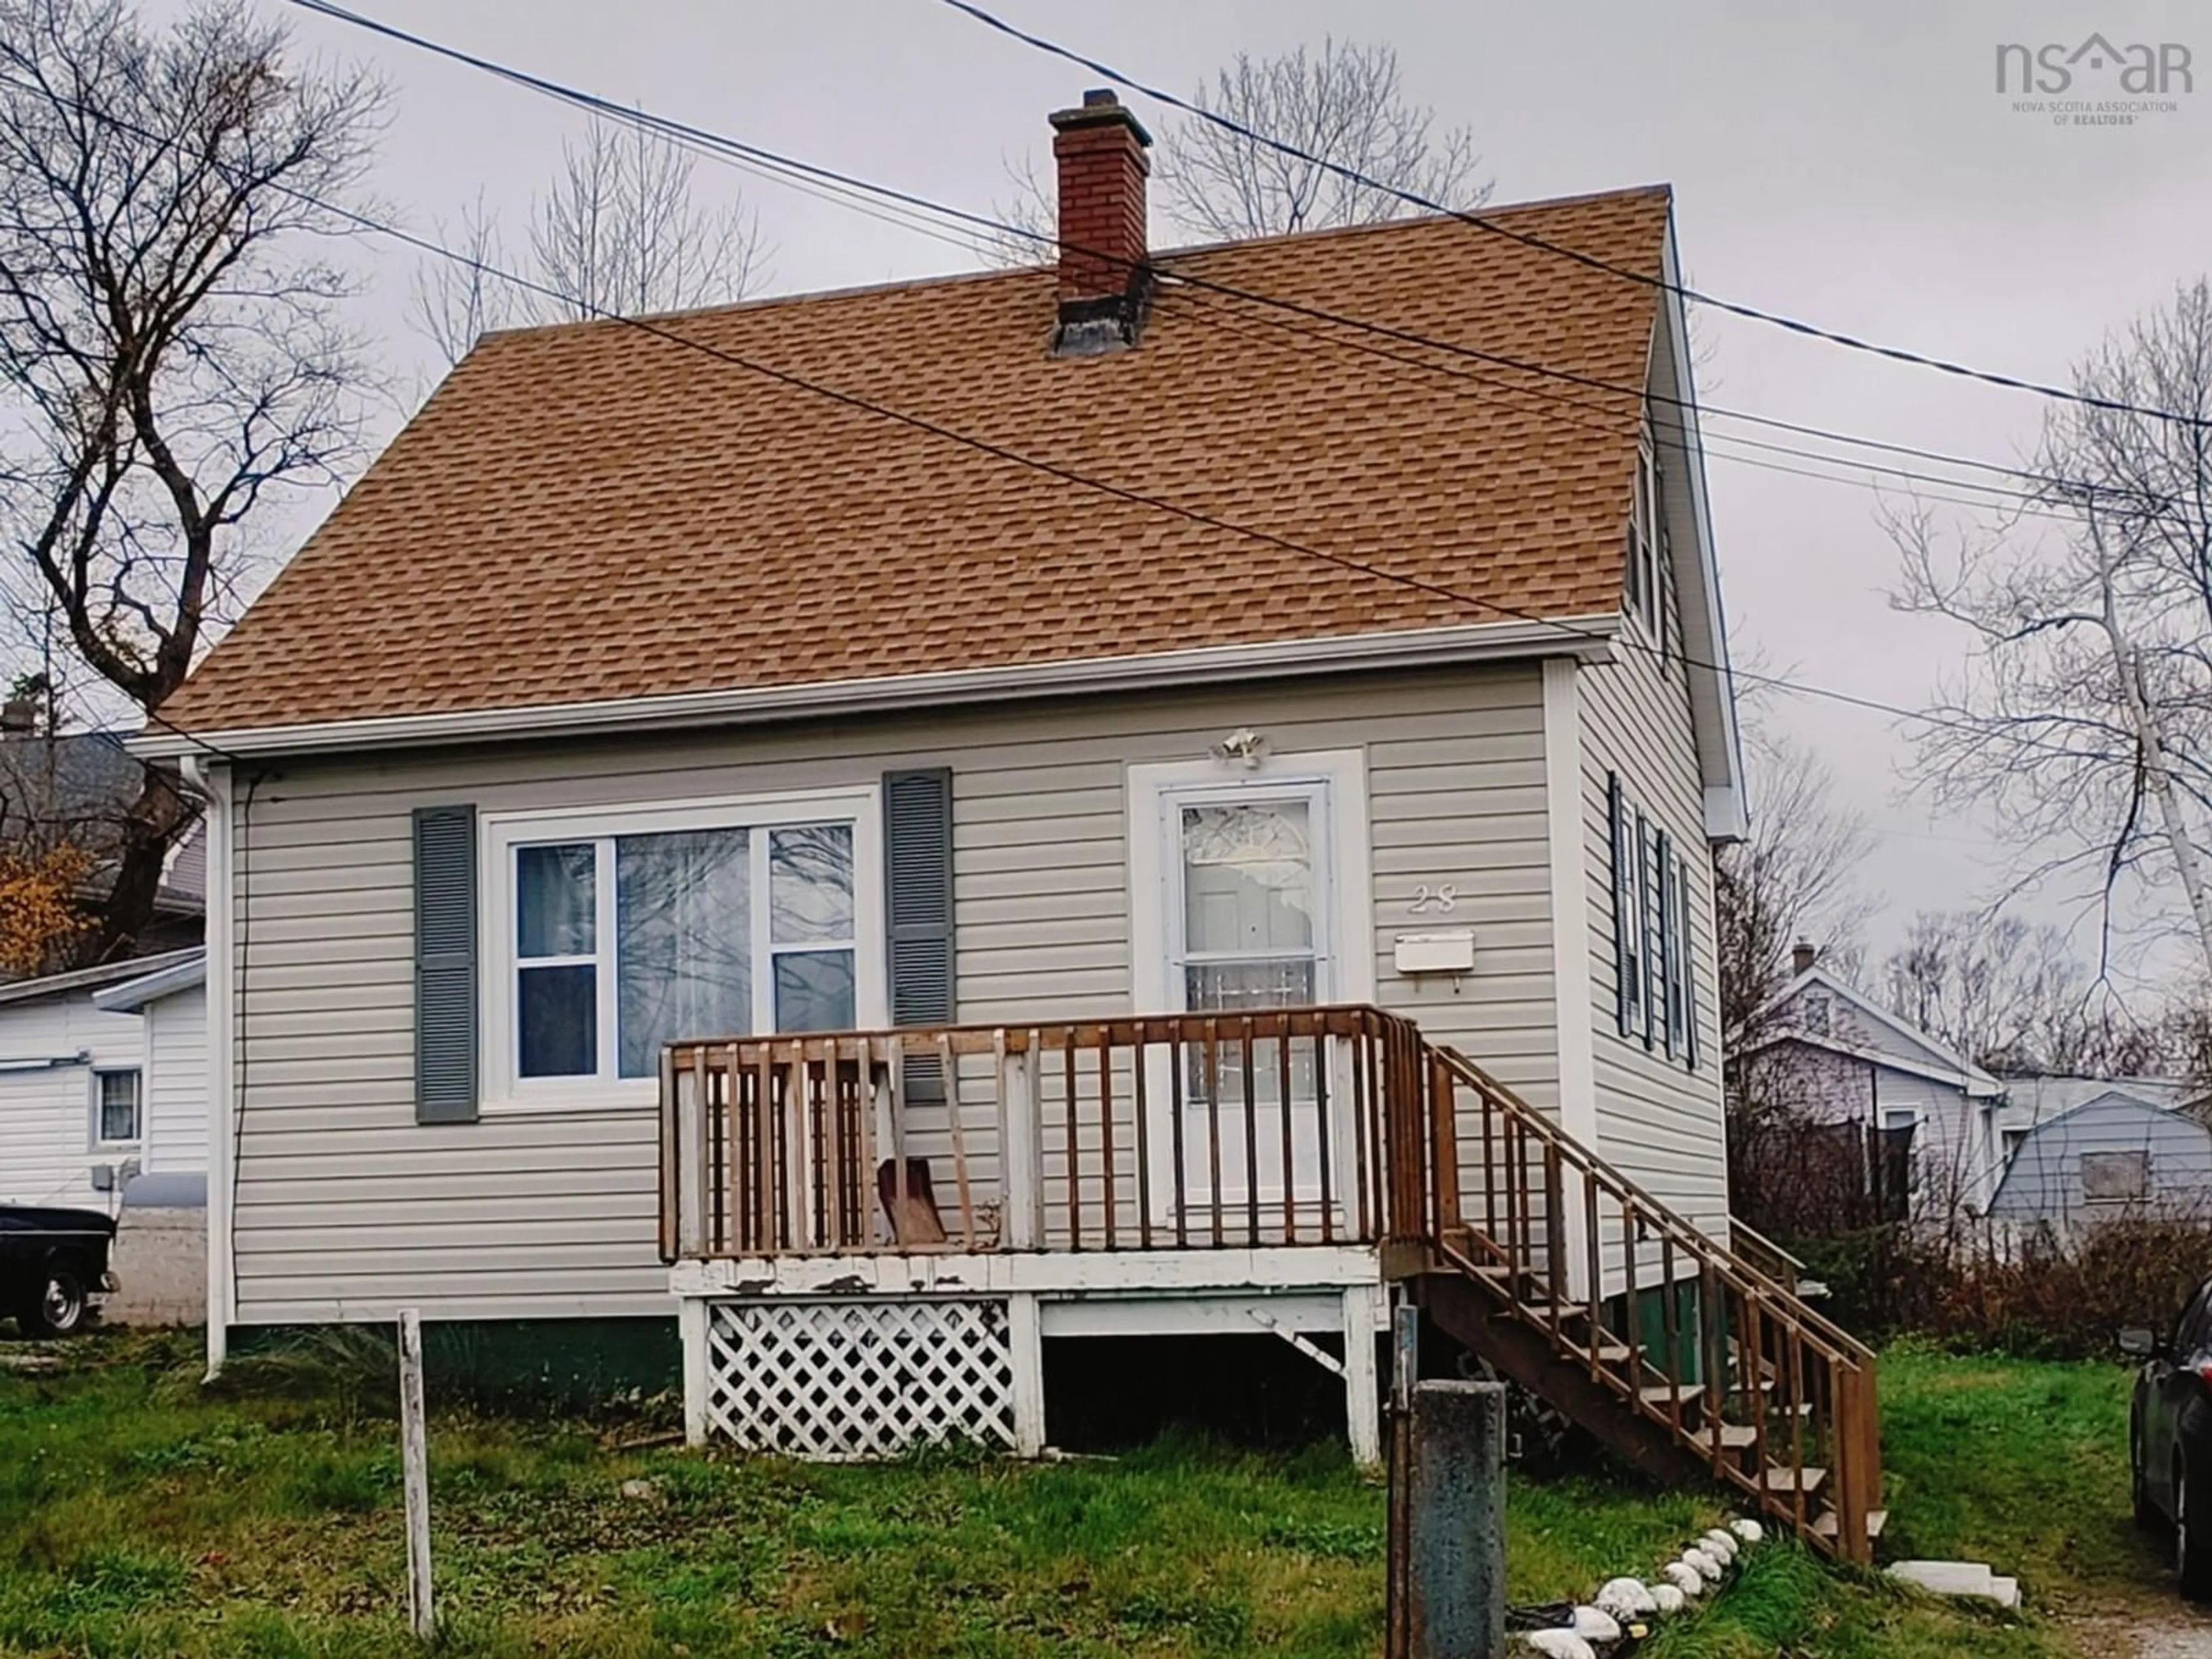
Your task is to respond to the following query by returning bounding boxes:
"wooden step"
[1813,1507,1888,1543]
[1760,1464,1828,1495]
[1638,1384,1703,1414]
[1708,1423,1759,1452]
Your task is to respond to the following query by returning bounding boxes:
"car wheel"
[2138,1421,2169,1532]
[18,1266,86,1339]
[2180,1448,2212,1602]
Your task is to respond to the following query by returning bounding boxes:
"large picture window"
[484,792,882,1103]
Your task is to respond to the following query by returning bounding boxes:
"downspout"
[182,753,230,1382]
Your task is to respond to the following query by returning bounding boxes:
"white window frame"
[479,786,885,1113]
[90,1065,143,1150]
[1626,428,1660,637]
[1127,750,1375,1017]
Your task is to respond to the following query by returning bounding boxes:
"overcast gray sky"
[204,1,2212,969]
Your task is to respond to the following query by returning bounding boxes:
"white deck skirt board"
[669,1243,1382,1301]
[1039,1291,1349,1337]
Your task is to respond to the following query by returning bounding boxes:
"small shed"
[1987,1088,2212,1233]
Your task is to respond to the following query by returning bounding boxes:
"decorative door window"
[1178,798,1322,1105]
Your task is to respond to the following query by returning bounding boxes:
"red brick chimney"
[1049,88,1152,354]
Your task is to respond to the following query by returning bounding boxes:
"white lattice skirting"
[703,1298,1017,1459]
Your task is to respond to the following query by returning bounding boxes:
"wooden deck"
[658,1003,1884,1562]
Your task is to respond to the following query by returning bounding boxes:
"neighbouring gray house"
[1735,954,2006,1219]
[120,94,1890,1558]
[1988,1086,2212,1236]
[1995,1074,2191,1168]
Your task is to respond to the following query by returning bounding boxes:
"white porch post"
[679,1296,711,1448]
[1341,1282,1385,1468]
[1007,1291,1047,1456]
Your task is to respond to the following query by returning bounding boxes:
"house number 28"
[1408,883,1459,914]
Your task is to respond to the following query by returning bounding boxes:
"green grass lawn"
[0,1331,2171,1656]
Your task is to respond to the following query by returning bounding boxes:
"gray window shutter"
[1658,828,1679,1060]
[884,768,954,1104]
[414,805,479,1124]
[1609,774,1639,1038]
[1680,849,1700,1071]
[1637,812,1659,1051]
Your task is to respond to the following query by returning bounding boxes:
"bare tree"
[1891,280,2212,983]
[988,39,1490,263]
[408,190,509,369]
[1160,39,1489,240]
[412,118,765,365]
[1882,909,2179,1075]
[1714,728,1877,1041]
[0,0,384,960]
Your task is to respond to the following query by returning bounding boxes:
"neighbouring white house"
[0,948,207,1324]
[125,95,1887,1559]
[1988,1086,2212,1239]
[1734,952,2007,1220]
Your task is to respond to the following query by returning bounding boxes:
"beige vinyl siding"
[226,665,1558,1324]
[1578,584,1730,1240]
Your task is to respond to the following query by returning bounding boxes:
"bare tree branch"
[1158,38,1491,240]
[984,38,1493,267]
[412,117,768,367]
[1888,279,2212,983]
[0,0,386,958]
[1713,717,1878,1042]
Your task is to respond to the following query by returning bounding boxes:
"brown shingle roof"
[161,187,1669,733]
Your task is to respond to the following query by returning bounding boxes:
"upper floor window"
[1624,427,1676,664]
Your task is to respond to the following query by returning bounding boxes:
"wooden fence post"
[397,1308,434,1642]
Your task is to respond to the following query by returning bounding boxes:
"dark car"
[0,1205,117,1338]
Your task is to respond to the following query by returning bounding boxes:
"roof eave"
[90,949,208,1012]
[134,614,1622,763]
[1652,219,1748,844]
[1740,966,2006,1091]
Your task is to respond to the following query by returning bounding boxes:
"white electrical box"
[1393,930,1476,975]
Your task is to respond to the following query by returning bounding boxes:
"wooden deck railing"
[657,1007,1440,1261]
[1410,1043,1883,1562]
[657,1003,1881,1562]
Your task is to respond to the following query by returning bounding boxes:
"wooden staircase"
[1375,1024,1884,1563]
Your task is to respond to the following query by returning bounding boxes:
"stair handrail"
[1419,1036,1876,1371]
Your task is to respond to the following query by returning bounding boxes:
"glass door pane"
[1170,793,1332,1219]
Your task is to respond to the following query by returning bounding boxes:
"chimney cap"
[1049,87,1153,146]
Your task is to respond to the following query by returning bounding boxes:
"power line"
[283,0,2152,525]
[933,0,2212,434]
[1,67,2119,773]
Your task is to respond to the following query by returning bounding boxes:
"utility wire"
[284,0,2151,522]
[3,67,2120,772]
[934,0,2212,433]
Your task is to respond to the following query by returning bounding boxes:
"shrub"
[1786,1212,2212,1359]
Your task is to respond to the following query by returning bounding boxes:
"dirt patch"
[2066,1589,2212,1658]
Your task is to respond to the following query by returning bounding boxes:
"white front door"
[1129,752,1373,1231]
